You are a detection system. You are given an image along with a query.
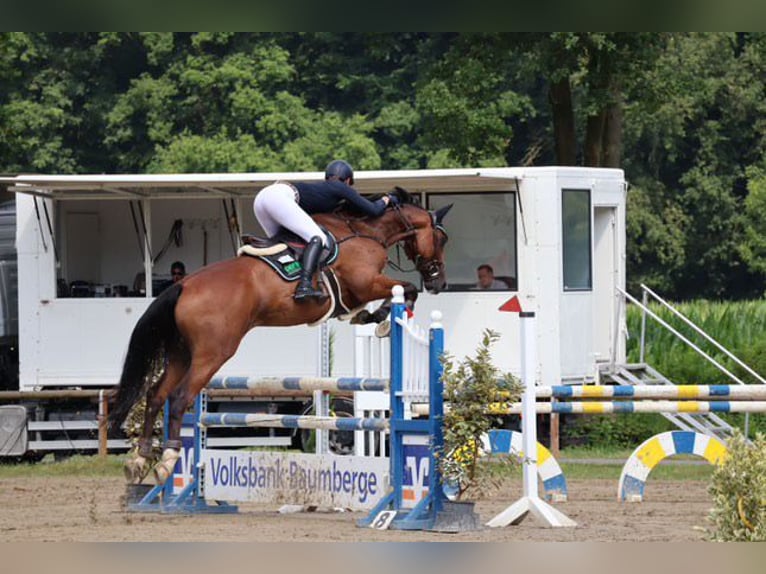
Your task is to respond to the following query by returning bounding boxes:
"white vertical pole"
[486,304,576,528]
[315,322,330,454]
[520,311,539,498]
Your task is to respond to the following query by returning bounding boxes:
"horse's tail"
[107,283,184,434]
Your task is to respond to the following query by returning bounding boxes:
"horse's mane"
[335,186,421,219]
[385,186,421,207]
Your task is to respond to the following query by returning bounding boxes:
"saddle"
[238,229,339,282]
[238,230,357,323]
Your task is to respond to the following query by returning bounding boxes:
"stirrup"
[294,283,327,302]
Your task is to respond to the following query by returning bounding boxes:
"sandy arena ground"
[0,475,714,542]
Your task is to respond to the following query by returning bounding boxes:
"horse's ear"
[433,204,453,224]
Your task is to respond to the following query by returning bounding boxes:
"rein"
[334,205,418,249]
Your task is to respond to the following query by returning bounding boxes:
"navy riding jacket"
[294,180,387,217]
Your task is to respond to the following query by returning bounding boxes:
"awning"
[0,168,520,200]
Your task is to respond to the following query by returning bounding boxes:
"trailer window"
[425,192,517,292]
[562,189,592,291]
[55,198,238,298]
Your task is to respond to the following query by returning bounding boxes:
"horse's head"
[390,189,452,294]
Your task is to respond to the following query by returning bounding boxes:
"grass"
[559,460,715,481]
[479,443,716,481]
[557,445,716,480]
[626,299,766,388]
[0,446,717,482]
[0,454,125,478]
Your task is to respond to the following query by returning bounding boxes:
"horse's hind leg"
[123,356,187,484]
[152,357,227,485]
[123,385,163,484]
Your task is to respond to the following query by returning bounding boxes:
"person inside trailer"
[170,260,186,283]
[474,264,506,290]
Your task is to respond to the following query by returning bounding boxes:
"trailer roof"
[0,168,530,200]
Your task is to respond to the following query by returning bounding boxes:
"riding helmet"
[325,160,354,185]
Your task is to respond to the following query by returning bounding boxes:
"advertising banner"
[202,450,389,511]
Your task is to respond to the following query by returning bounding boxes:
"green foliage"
[438,329,521,500]
[2,33,766,298]
[625,298,766,435]
[415,37,534,166]
[708,430,766,541]
[677,165,746,299]
[740,166,766,276]
[563,413,675,448]
[626,299,766,384]
[625,180,688,294]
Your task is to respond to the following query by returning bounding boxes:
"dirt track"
[0,475,714,541]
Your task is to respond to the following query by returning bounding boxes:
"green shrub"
[707,430,766,541]
[562,413,675,448]
[438,329,521,500]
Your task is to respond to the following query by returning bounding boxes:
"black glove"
[386,193,400,206]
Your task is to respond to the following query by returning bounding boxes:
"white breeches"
[253,183,327,246]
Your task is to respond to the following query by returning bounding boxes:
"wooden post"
[98,390,108,458]
[549,406,560,457]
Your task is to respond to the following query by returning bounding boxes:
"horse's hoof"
[123,455,147,484]
[152,449,180,485]
[374,320,391,338]
[349,310,369,325]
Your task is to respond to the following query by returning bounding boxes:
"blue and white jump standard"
[357,287,448,530]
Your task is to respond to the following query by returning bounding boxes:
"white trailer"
[0,167,626,457]
[2,166,626,391]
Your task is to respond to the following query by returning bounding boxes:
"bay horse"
[108,188,452,484]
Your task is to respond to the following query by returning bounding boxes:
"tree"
[531,33,666,168]
[625,33,766,298]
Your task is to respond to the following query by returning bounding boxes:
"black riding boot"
[294,236,326,302]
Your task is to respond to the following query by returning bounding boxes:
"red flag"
[499,296,522,313]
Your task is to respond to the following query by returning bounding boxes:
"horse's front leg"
[350,279,419,325]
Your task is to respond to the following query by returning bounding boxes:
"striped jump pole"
[537,384,766,400]
[200,412,389,432]
[412,399,766,416]
[501,400,766,415]
[207,376,390,394]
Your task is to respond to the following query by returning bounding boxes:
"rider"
[253,160,396,302]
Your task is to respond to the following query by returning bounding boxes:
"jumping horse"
[108,187,452,484]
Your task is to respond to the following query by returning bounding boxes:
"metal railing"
[619,284,766,438]
[618,284,764,388]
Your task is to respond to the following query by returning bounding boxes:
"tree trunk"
[549,77,577,165]
[584,111,605,167]
[602,87,623,168]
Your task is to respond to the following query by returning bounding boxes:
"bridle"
[335,204,447,282]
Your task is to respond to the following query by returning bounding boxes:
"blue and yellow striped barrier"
[481,429,568,502]
[618,430,727,502]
